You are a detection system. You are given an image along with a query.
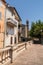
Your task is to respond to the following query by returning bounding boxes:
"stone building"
[18,20,29,42]
[22,21,29,38]
[0,0,21,48]
[0,0,29,48]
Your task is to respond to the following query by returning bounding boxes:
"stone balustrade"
[0,47,11,63]
[0,41,31,65]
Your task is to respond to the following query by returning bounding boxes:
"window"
[0,12,2,19]
[0,2,2,7]
[14,37,16,44]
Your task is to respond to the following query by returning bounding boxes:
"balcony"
[6,18,17,27]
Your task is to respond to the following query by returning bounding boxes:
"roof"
[1,0,22,21]
[1,0,7,6]
[8,6,22,21]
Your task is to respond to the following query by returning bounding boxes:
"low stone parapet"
[0,41,30,65]
[0,47,11,65]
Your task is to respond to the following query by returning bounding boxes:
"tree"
[30,20,43,37]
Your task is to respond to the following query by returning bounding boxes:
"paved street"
[9,44,43,65]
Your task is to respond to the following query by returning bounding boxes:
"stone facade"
[0,0,6,48]
[18,20,29,42]
[0,0,29,48]
[0,0,21,48]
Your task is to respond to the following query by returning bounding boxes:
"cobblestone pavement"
[9,44,43,65]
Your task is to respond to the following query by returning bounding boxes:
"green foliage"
[30,20,43,37]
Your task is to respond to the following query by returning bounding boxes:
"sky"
[6,0,43,29]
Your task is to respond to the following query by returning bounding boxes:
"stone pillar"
[9,46,13,63]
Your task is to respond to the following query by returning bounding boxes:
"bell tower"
[25,20,29,38]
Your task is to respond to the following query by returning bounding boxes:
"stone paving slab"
[9,44,43,65]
